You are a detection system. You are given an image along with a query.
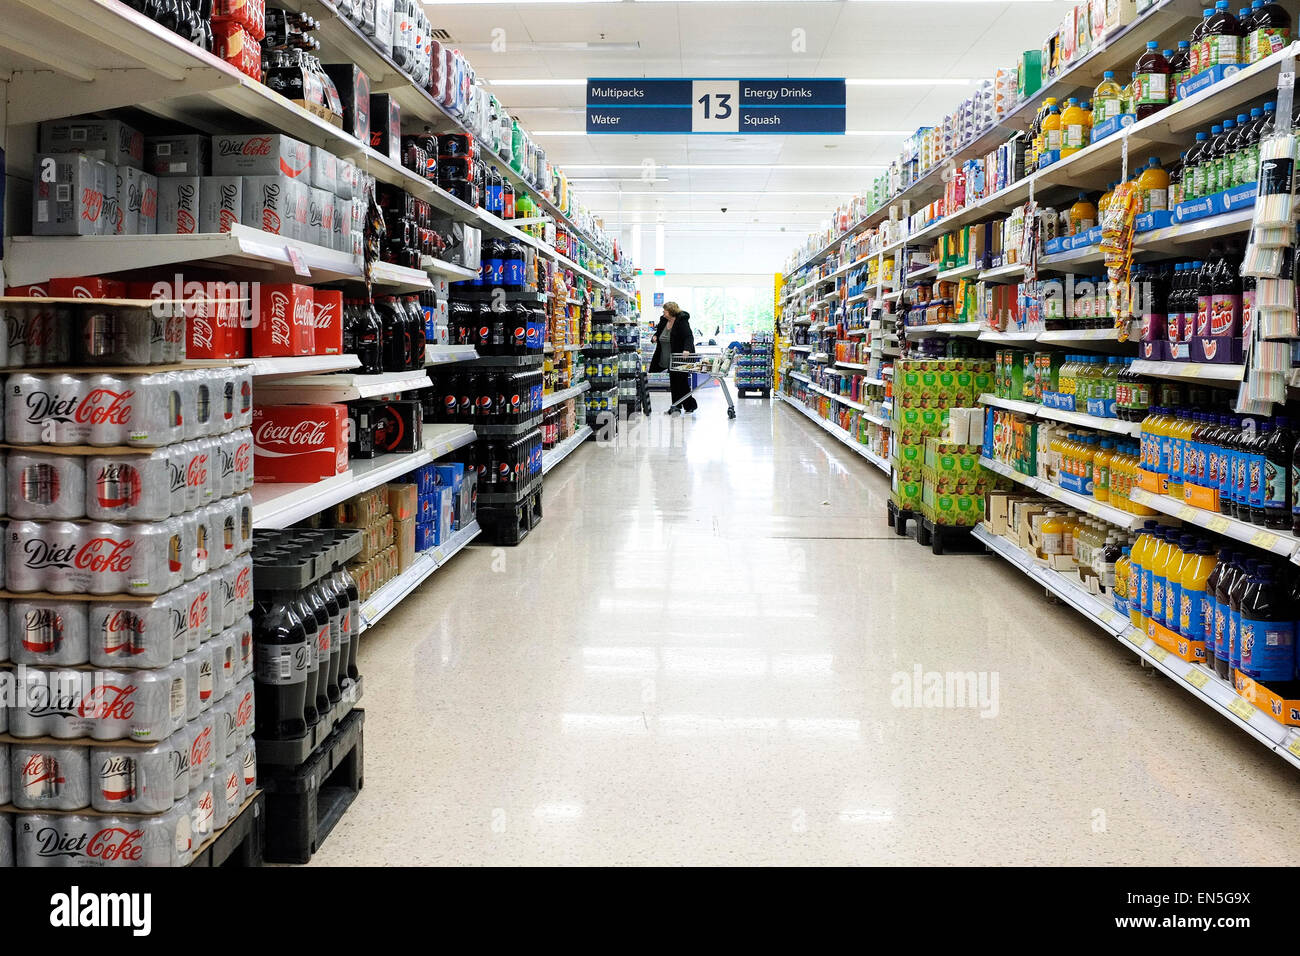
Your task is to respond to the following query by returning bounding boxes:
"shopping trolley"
[669,348,738,419]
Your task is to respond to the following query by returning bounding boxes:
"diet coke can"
[164,442,188,515]
[0,605,8,663]
[7,452,85,519]
[237,737,256,801]
[213,757,240,831]
[89,595,176,669]
[7,520,85,593]
[164,586,188,660]
[233,676,254,745]
[81,374,137,446]
[192,504,217,576]
[231,427,253,492]
[233,614,253,680]
[170,723,192,799]
[215,690,238,759]
[0,743,8,807]
[216,430,238,500]
[181,439,212,511]
[86,449,170,521]
[125,517,183,596]
[11,745,90,811]
[198,435,220,503]
[209,498,237,570]
[235,367,253,429]
[178,511,198,581]
[127,371,183,448]
[187,713,215,789]
[77,521,134,595]
[77,304,155,366]
[10,600,89,666]
[180,370,214,439]
[188,574,213,647]
[191,774,215,845]
[6,373,87,445]
[91,737,174,813]
[128,661,185,742]
[233,555,253,618]
[214,627,239,702]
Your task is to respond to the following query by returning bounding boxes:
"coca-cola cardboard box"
[213,19,261,81]
[336,159,357,201]
[212,134,309,180]
[287,178,311,244]
[331,197,347,251]
[39,118,144,169]
[369,93,401,164]
[117,166,158,236]
[32,153,108,236]
[253,404,349,483]
[178,282,248,359]
[49,277,127,299]
[395,517,416,571]
[199,176,242,234]
[241,174,289,237]
[145,135,211,177]
[252,283,314,356]
[313,290,344,355]
[308,187,333,248]
[323,64,371,144]
[157,176,200,234]
[309,146,337,193]
[6,284,48,297]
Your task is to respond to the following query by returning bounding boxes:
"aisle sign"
[586,79,846,134]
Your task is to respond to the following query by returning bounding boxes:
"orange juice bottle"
[1130,520,1160,628]
[1041,105,1063,167]
[1148,527,1173,625]
[1179,538,1217,640]
[1162,533,1189,631]
[1115,545,1132,608]
[1040,511,1065,556]
[1061,98,1090,158]
[1079,436,1097,495]
[1093,438,1115,502]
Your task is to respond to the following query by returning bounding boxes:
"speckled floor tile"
[306,391,1300,866]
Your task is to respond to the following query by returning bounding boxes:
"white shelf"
[255,369,431,403]
[978,330,1040,344]
[979,455,1148,530]
[905,264,938,282]
[978,263,1027,283]
[973,524,1300,774]
[775,391,891,475]
[547,343,587,352]
[833,360,872,371]
[611,286,637,302]
[251,423,476,529]
[789,372,812,384]
[846,292,873,304]
[425,345,480,366]
[243,354,361,381]
[358,520,481,634]
[1036,328,1123,344]
[903,322,982,339]
[977,393,1142,437]
[789,345,813,353]
[543,381,591,409]
[936,263,980,282]
[1130,360,1244,385]
[845,328,870,337]
[1129,489,1299,559]
[542,425,594,475]
[808,381,869,412]
[421,257,479,281]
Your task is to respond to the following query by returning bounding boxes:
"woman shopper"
[650,301,698,414]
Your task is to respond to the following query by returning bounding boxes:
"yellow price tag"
[1227,697,1256,721]
[1123,629,1144,647]
[1207,517,1230,533]
[1250,531,1279,550]
[1148,644,1169,663]
[1178,506,1198,521]
[1184,668,1210,690]
[1287,737,1300,759]
[362,604,377,621]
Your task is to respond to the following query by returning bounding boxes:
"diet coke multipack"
[251,528,361,740]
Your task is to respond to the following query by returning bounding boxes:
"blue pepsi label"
[489,257,505,285]
[505,259,525,286]
[1238,617,1295,683]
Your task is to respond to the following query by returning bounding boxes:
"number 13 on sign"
[692,81,739,133]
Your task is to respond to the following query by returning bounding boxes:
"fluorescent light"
[847,77,973,86]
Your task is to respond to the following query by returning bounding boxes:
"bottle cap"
[1104,70,1115,78]
[1147,40,1159,49]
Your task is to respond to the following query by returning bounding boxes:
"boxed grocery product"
[213,134,310,179]
[369,400,423,453]
[146,135,211,177]
[49,276,126,299]
[31,153,110,236]
[388,483,418,521]
[241,174,290,236]
[286,178,311,243]
[324,64,372,143]
[40,118,143,169]
[1018,50,1043,98]
[252,282,315,356]
[157,176,200,234]
[252,403,349,482]
[921,486,984,527]
[199,176,242,233]
[114,166,158,235]
[370,93,402,163]
[332,486,388,528]
[395,517,416,571]
[313,289,344,355]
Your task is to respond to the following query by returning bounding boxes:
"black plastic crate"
[477,501,530,546]
[190,791,265,867]
[260,709,365,865]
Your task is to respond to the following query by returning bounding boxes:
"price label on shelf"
[1227,697,1256,721]
[285,246,312,278]
[1249,530,1279,550]
[361,603,378,623]
[1147,644,1169,663]
[1122,629,1145,648]
[1184,668,1210,690]
[1178,506,1198,521]
[1287,736,1300,759]
[1207,517,1230,533]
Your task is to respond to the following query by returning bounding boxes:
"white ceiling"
[422,0,1070,265]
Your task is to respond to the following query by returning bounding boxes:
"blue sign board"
[586,78,846,134]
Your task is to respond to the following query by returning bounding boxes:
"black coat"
[649,311,695,371]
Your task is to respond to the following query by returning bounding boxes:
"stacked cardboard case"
[890,358,999,525]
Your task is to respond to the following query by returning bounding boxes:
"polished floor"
[312,388,1300,866]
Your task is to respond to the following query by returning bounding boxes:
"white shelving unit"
[243,355,362,381]
[978,455,1152,530]
[776,392,890,476]
[358,520,482,634]
[426,345,481,366]
[543,381,591,410]
[977,393,1142,437]
[255,369,432,403]
[1129,489,1300,559]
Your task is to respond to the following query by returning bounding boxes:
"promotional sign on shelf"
[586,79,846,134]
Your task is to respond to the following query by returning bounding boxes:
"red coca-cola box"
[313,290,343,355]
[5,284,49,297]
[253,404,349,482]
[49,276,127,299]
[253,282,314,356]
[212,20,261,82]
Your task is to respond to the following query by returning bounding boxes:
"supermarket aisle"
[313,391,1300,866]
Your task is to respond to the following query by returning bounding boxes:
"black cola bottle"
[302,579,339,710]
[250,587,311,739]
[334,565,361,683]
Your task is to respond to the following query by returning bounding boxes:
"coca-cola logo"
[293,298,313,330]
[187,452,208,488]
[100,755,134,782]
[8,314,55,348]
[261,183,281,232]
[220,136,272,157]
[255,419,328,446]
[236,691,253,729]
[21,753,63,787]
[22,537,76,571]
[189,592,209,630]
[81,187,104,223]
[235,564,251,599]
[235,440,251,474]
[75,387,134,426]
[170,605,187,641]
[191,725,212,767]
[22,388,77,424]
[105,196,123,234]
[177,207,197,233]
[219,444,235,478]
[309,200,324,228]
[142,185,157,219]
[128,179,144,214]
[269,291,291,347]
[85,827,144,863]
[313,301,337,329]
[219,181,239,231]
[317,624,330,654]
[77,682,137,721]
[177,182,197,207]
[191,312,214,351]
[101,610,146,655]
[76,535,133,575]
